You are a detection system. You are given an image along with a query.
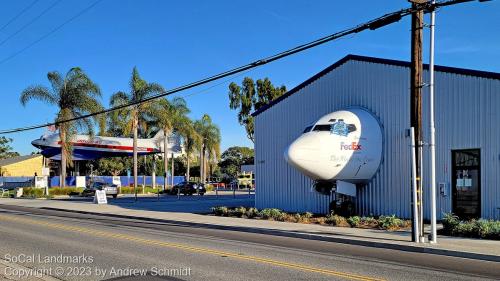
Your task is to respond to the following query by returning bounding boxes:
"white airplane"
[31,130,183,160]
[285,108,383,195]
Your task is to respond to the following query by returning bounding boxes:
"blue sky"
[1,0,498,155]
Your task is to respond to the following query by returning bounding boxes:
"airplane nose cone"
[31,139,40,148]
[285,135,324,179]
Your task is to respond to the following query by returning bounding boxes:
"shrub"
[315,217,327,225]
[326,213,349,227]
[442,213,460,234]
[347,216,361,227]
[229,206,247,217]
[378,215,402,230]
[22,187,45,198]
[259,208,283,220]
[204,184,214,192]
[49,187,83,196]
[245,208,259,219]
[360,216,378,228]
[211,206,229,216]
[302,212,313,219]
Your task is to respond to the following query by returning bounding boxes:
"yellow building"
[0,154,43,177]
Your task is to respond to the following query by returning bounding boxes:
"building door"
[452,149,481,218]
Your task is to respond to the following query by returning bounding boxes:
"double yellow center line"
[0,214,385,281]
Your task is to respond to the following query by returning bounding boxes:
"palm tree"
[151,97,190,190]
[20,68,103,187]
[177,119,200,182]
[194,114,221,183]
[109,67,164,198]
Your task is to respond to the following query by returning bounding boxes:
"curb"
[39,207,500,263]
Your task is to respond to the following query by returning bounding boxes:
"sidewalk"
[0,197,498,262]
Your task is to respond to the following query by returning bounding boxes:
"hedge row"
[442,213,500,240]
[21,187,83,198]
[211,206,411,231]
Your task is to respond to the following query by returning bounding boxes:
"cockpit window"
[312,124,331,132]
[302,125,313,133]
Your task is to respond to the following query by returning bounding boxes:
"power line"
[0,0,102,65]
[0,0,63,48]
[0,0,482,135]
[0,0,40,33]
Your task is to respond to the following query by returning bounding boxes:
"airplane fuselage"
[32,132,180,160]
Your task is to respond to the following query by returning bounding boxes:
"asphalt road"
[0,205,497,281]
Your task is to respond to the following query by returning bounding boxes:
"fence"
[0,176,185,188]
[49,176,185,187]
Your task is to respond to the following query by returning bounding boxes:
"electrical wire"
[0,0,40,33]
[0,0,63,48]
[0,0,480,135]
[0,0,102,65]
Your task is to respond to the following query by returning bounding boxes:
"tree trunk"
[199,145,204,183]
[133,113,138,200]
[186,154,190,182]
[163,131,168,191]
[60,128,66,188]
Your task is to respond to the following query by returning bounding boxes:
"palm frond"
[20,86,57,106]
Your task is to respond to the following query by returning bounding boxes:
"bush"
[229,206,247,217]
[204,184,214,192]
[22,187,45,198]
[347,216,361,227]
[244,207,259,219]
[360,216,378,228]
[442,216,500,240]
[378,215,403,230]
[49,187,83,196]
[442,213,460,234]
[211,206,229,216]
[326,213,349,227]
[259,208,283,220]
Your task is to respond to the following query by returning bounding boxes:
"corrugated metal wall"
[255,59,500,219]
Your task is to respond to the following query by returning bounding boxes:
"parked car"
[169,181,206,196]
[82,181,119,198]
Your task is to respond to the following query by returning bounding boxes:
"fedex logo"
[340,142,362,151]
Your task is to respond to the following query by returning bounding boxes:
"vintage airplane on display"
[285,108,383,195]
[31,130,183,160]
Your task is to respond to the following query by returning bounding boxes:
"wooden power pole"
[409,0,425,242]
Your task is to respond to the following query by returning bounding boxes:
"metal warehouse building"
[252,54,500,220]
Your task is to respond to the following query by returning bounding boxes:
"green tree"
[0,137,20,159]
[20,68,103,187]
[194,114,221,183]
[151,97,190,189]
[219,146,254,180]
[228,77,286,142]
[177,119,201,182]
[109,67,164,196]
[95,158,125,176]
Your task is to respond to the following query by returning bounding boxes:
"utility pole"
[428,0,438,244]
[409,0,425,242]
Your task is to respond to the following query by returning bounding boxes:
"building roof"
[252,54,500,117]
[0,154,41,166]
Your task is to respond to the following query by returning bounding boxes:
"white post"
[411,127,420,243]
[171,153,174,188]
[152,154,156,190]
[429,0,437,244]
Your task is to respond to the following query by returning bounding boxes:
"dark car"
[170,181,206,196]
[82,181,119,198]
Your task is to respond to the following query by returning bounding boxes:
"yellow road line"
[0,214,385,281]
